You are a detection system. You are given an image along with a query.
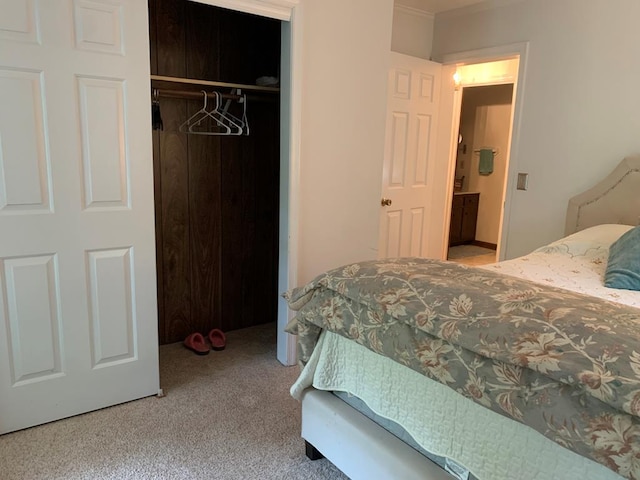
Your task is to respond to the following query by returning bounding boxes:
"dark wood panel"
[187,101,222,335]
[245,14,281,83]
[155,0,186,77]
[155,0,280,84]
[240,122,257,329]
[159,98,191,344]
[219,101,280,332]
[148,0,158,75]
[185,3,220,81]
[251,101,280,324]
[218,10,250,85]
[220,135,243,333]
[152,131,164,341]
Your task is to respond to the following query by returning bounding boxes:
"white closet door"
[0,0,159,434]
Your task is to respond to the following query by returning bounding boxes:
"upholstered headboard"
[565,155,640,235]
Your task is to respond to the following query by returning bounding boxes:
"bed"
[284,155,640,480]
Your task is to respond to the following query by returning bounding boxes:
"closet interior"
[148,0,282,345]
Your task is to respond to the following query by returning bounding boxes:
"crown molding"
[188,0,299,21]
[436,0,524,20]
[394,4,435,19]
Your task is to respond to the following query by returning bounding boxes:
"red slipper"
[184,332,209,355]
[208,329,226,351]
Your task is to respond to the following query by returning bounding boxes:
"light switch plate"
[517,173,529,190]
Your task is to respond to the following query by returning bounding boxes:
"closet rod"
[151,74,279,93]
[155,89,242,101]
[153,89,275,103]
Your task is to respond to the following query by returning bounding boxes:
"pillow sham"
[536,224,633,256]
[604,225,640,291]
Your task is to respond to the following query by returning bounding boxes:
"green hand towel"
[479,148,494,175]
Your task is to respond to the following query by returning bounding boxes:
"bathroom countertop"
[453,191,480,195]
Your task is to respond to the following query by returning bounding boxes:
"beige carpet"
[0,323,348,480]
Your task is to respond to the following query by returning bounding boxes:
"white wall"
[391,5,434,59]
[469,104,511,244]
[433,0,640,258]
[297,0,394,284]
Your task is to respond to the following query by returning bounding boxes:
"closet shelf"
[150,75,280,93]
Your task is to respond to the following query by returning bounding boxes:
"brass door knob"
[381,198,392,206]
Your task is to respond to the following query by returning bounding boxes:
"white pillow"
[533,224,633,257]
[552,224,633,247]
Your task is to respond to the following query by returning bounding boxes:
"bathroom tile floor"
[447,245,496,266]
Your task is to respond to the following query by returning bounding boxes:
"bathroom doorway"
[446,58,518,266]
[448,83,514,265]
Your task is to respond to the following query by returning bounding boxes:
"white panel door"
[379,53,442,259]
[0,0,158,434]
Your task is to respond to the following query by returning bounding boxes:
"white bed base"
[301,389,455,480]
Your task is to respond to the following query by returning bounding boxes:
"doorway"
[447,83,514,266]
[377,53,524,265]
[444,56,520,266]
[148,0,282,346]
[164,0,302,366]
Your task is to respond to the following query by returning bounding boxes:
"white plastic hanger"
[178,91,231,136]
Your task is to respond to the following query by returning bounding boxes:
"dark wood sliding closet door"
[149,0,281,344]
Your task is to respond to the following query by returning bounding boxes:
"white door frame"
[441,42,529,261]
[188,0,302,365]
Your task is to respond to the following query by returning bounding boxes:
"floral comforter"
[285,258,640,479]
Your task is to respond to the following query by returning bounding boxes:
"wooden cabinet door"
[461,194,479,243]
[449,195,464,245]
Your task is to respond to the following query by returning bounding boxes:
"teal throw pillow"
[604,225,640,291]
